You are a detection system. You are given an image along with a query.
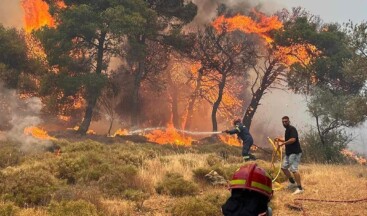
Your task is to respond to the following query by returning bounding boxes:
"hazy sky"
[270,0,366,23]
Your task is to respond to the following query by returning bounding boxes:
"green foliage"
[302,129,349,163]
[202,191,229,209]
[192,167,212,184]
[0,26,29,88]
[206,154,222,166]
[48,200,98,216]
[98,165,140,197]
[0,202,20,216]
[171,197,219,216]
[0,142,24,168]
[1,169,61,207]
[156,172,199,196]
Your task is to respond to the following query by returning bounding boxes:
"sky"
[0,0,366,154]
[270,0,367,24]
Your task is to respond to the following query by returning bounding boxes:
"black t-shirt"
[285,125,302,156]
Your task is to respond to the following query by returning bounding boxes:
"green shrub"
[98,165,139,197]
[0,202,20,216]
[192,167,212,184]
[171,197,219,216]
[56,153,110,184]
[117,152,143,167]
[302,130,348,163]
[122,189,149,210]
[203,191,229,209]
[53,186,103,210]
[2,169,60,207]
[0,142,23,168]
[48,200,98,216]
[156,173,199,197]
[63,141,104,153]
[206,155,222,167]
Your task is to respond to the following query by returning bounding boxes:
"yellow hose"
[267,137,284,191]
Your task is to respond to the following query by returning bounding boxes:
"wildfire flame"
[341,149,367,165]
[113,129,129,137]
[145,124,192,146]
[212,11,320,67]
[21,0,65,33]
[24,126,56,140]
[219,134,241,147]
[212,12,283,43]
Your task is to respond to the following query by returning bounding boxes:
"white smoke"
[0,82,51,152]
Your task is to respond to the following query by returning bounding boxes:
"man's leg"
[290,153,303,194]
[281,155,296,186]
[293,171,302,188]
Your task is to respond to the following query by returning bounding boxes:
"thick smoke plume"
[0,82,51,152]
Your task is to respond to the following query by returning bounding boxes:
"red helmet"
[229,163,273,198]
[233,118,242,125]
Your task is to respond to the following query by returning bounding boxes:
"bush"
[192,167,212,184]
[2,169,60,207]
[48,200,98,216]
[53,186,103,210]
[171,197,219,216]
[203,192,229,209]
[156,173,199,197]
[0,202,20,216]
[98,165,139,197]
[206,155,222,167]
[56,153,110,184]
[0,142,23,168]
[302,130,348,163]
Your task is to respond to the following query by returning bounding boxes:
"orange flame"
[219,134,241,147]
[145,124,192,146]
[341,149,367,165]
[212,11,320,67]
[24,126,56,140]
[113,129,129,137]
[212,12,283,43]
[21,0,65,33]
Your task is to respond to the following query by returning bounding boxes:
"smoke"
[0,82,51,152]
[0,0,23,28]
[189,0,284,27]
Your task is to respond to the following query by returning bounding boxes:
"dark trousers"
[242,140,253,157]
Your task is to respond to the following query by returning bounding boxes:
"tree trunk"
[171,86,180,128]
[211,74,226,131]
[242,88,265,130]
[107,118,114,136]
[183,68,203,130]
[131,62,144,126]
[78,32,106,135]
[131,36,146,127]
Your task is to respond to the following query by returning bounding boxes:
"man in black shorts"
[276,116,303,195]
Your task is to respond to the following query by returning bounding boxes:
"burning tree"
[124,0,197,127]
[212,9,320,130]
[36,0,157,134]
[192,26,257,131]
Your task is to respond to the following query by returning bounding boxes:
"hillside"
[0,139,366,216]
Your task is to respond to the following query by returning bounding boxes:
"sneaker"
[287,182,297,189]
[292,188,304,195]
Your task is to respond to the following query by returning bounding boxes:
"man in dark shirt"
[224,119,255,161]
[276,116,303,195]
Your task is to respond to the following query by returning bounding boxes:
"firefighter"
[223,119,255,161]
[222,163,273,216]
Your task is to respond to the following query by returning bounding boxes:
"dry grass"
[139,154,367,216]
[272,164,367,216]
[2,140,367,216]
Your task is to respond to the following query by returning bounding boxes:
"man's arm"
[225,127,240,135]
